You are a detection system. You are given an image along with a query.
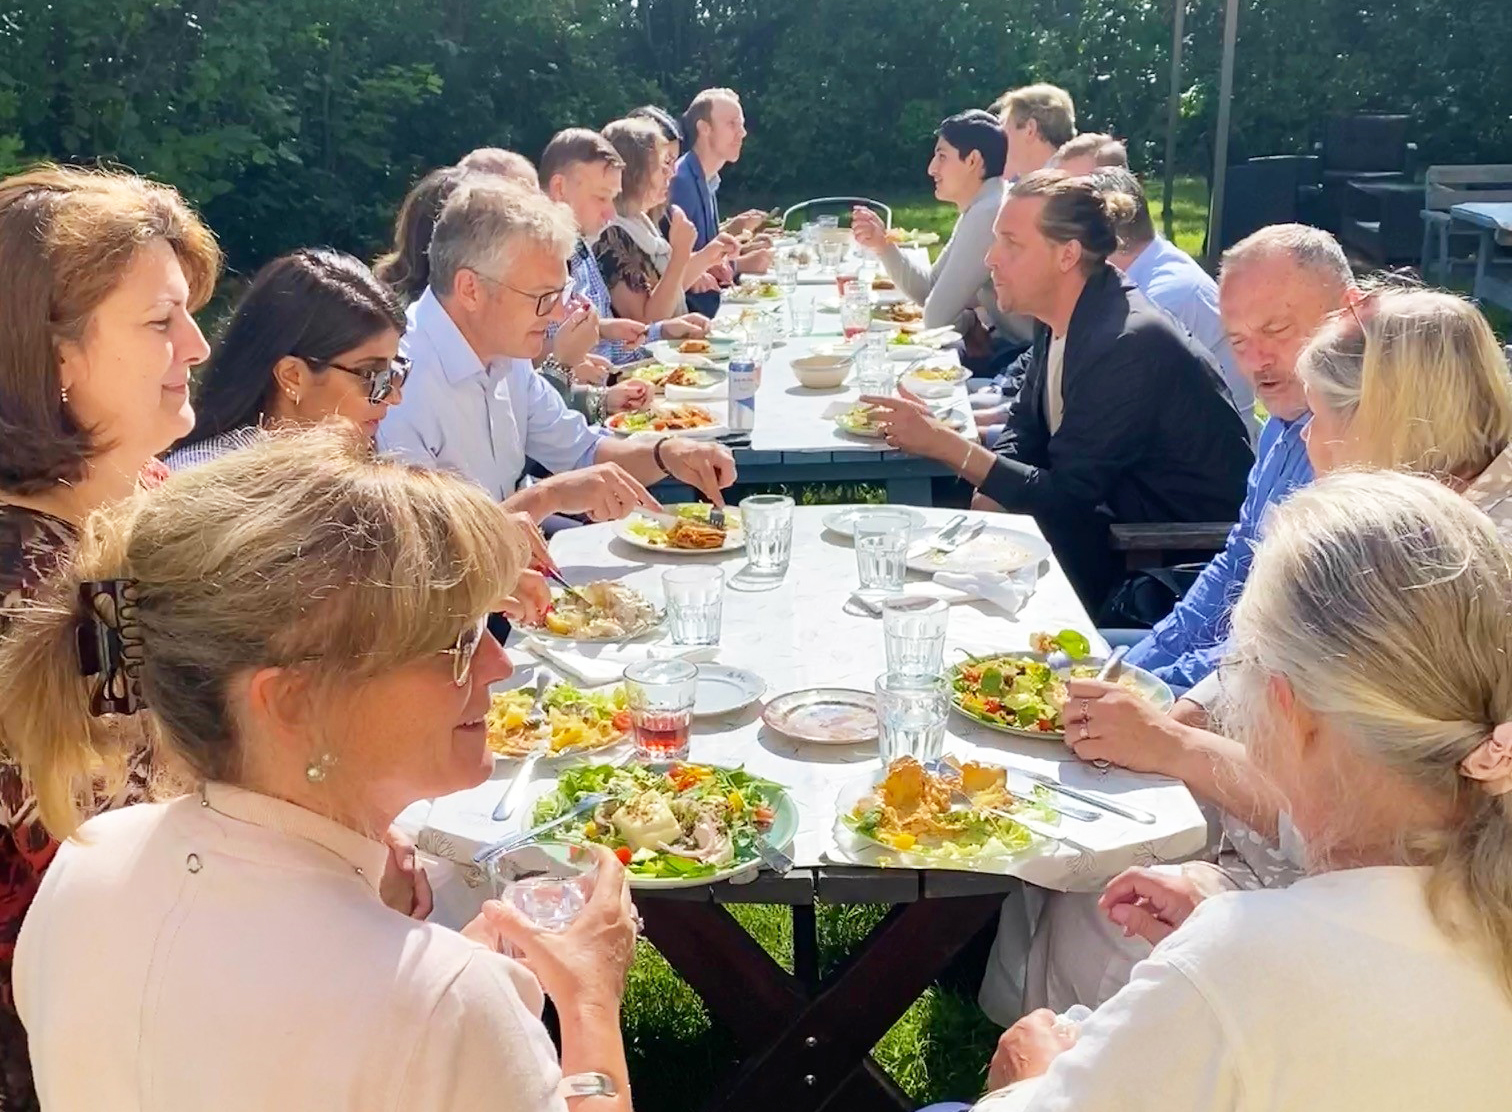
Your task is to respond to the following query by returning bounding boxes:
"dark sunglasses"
[311,354,412,404]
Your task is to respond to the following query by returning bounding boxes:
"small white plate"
[694,665,767,717]
[822,505,928,538]
[905,525,1053,575]
[646,341,725,369]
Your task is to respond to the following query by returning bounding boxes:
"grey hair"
[1220,469,1512,996]
[427,179,577,296]
[1220,223,1352,293]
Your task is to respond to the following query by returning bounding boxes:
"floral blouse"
[594,223,688,318]
[0,473,166,1109]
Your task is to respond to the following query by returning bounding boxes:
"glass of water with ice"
[875,672,949,764]
[738,494,794,581]
[854,510,914,593]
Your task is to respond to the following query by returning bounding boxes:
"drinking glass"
[875,672,949,765]
[800,221,819,248]
[623,658,698,761]
[751,309,780,357]
[774,252,800,298]
[840,285,872,340]
[855,350,895,397]
[791,297,817,336]
[496,843,599,932]
[881,595,949,677]
[818,239,847,274]
[854,511,914,593]
[739,494,794,580]
[663,566,724,646]
[817,214,840,231]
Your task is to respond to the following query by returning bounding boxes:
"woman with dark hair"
[852,109,1029,340]
[164,248,407,470]
[628,105,683,157]
[373,166,469,304]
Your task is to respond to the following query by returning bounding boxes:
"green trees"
[3,0,1507,274]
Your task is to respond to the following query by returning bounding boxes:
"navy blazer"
[668,152,721,317]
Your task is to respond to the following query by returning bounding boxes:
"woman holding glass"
[975,471,1512,1110]
[165,248,408,469]
[1,427,635,1110]
[596,117,735,325]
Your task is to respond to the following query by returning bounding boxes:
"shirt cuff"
[647,322,664,343]
[1183,670,1223,710]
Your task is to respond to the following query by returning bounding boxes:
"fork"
[541,565,593,608]
[707,505,726,530]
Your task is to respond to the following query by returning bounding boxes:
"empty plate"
[763,687,878,744]
[822,505,928,539]
[694,665,767,717]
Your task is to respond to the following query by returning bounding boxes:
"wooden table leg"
[638,893,1005,1112]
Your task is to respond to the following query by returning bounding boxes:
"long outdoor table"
[1450,201,1512,313]
[408,506,1207,1111]
[650,280,973,506]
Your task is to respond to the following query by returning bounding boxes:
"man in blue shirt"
[668,88,771,317]
[1125,224,1358,694]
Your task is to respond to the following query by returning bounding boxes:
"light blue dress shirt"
[1125,236,1256,440]
[377,289,606,501]
[1124,414,1313,690]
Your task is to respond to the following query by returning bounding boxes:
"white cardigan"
[980,866,1512,1111]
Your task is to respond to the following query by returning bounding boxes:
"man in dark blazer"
[668,87,770,317]
[866,170,1253,611]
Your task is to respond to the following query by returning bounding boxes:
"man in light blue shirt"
[1125,224,1358,695]
[379,178,736,520]
[1094,168,1257,441]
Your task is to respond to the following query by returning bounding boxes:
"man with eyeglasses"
[378,178,736,523]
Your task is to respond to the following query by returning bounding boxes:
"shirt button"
[186,853,202,873]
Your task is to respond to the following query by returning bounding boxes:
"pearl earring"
[60,385,70,403]
[305,752,336,783]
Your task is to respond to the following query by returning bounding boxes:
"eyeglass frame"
[472,270,574,318]
[308,353,412,404]
[438,615,491,687]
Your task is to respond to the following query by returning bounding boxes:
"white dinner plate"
[604,404,726,439]
[822,505,928,538]
[693,665,767,717]
[646,341,726,369]
[614,509,745,554]
[905,525,1053,575]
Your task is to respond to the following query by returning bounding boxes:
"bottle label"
[727,359,757,431]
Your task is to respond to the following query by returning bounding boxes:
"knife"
[907,513,967,558]
[493,737,550,822]
[1015,769,1158,824]
[474,792,609,867]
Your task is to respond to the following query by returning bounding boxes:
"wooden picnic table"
[1449,202,1512,313]
[409,506,1208,1111]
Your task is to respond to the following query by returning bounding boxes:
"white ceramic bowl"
[791,355,852,390]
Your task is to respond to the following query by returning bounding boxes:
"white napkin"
[518,636,718,687]
[932,571,1034,617]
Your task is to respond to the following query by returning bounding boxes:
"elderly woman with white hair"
[970,469,1512,1110]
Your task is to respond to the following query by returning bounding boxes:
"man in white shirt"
[1096,167,1256,439]
[991,84,1076,181]
[379,179,736,521]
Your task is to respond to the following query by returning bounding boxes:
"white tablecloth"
[405,507,1207,924]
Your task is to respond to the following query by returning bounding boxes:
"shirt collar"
[965,176,1004,214]
[202,782,390,896]
[410,288,490,387]
[1122,236,1170,286]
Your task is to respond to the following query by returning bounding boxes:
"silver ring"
[630,903,644,937]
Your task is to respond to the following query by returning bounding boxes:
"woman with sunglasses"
[165,248,409,470]
[1,426,637,1110]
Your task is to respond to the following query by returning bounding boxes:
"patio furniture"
[1110,521,1232,572]
[780,197,892,231]
[1340,178,1427,264]
[1420,165,1512,283]
[1312,114,1418,234]
[1449,202,1512,313]
[1213,154,1320,254]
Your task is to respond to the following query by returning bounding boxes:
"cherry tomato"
[1037,718,1055,732]
[611,709,632,732]
[753,805,775,827]
[615,845,633,865]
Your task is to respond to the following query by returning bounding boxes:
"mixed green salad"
[950,630,1097,735]
[531,762,786,880]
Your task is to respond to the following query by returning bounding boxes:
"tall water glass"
[854,511,913,593]
[751,309,780,356]
[775,252,800,298]
[791,296,817,336]
[840,284,872,340]
[875,672,949,764]
[818,239,847,274]
[663,566,724,646]
[855,349,895,398]
[739,494,794,580]
[881,595,949,677]
[624,658,698,761]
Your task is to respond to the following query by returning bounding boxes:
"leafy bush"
[2,0,1508,274]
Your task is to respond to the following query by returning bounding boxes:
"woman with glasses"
[1,426,637,1110]
[165,248,409,470]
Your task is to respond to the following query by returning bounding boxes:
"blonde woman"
[977,471,1512,1109]
[0,427,635,1111]
[1300,286,1512,532]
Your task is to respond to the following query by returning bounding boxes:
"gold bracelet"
[959,438,976,477]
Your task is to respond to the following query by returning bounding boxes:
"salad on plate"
[531,762,789,881]
[843,756,1050,861]
[835,403,885,437]
[487,683,630,758]
[606,403,717,434]
[627,363,716,390]
[623,504,742,551]
[528,580,661,641]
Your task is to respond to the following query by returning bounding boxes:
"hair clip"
[75,578,146,716]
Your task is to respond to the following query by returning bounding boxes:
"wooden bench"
[1110,522,1232,571]
[1420,165,1512,283]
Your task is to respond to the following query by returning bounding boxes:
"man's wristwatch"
[557,1072,618,1101]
